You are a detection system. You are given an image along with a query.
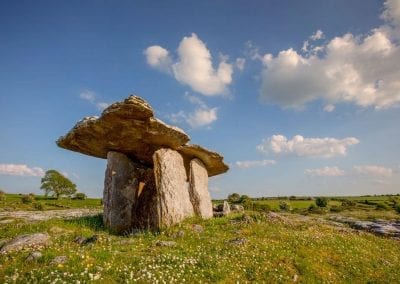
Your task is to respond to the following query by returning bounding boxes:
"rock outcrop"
[57,95,229,233]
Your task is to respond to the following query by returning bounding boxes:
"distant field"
[0,193,102,211]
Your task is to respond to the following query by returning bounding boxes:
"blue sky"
[1,0,399,198]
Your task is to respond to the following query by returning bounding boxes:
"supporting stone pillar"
[153,148,194,228]
[103,151,149,234]
[189,158,213,218]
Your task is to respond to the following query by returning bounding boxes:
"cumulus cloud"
[310,30,324,41]
[235,159,276,169]
[305,166,345,177]
[354,165,393,177]
[235,58,246,71]
[145,33,233,96]
[323,104,335,112]
[257,134,359,158]
[0,164,45,177]
[168,94,218,128]
[79,90,109,111]
[144,45,172,73]
[260,1,400,109]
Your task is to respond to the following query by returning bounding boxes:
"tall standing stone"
[153,148,194,228]
[103,151,145,234]
[189,158,213,218]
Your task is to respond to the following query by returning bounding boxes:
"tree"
[40,170,77,199]
[239,195,251,203]
[315,197,328,208]
[227,193,240,203]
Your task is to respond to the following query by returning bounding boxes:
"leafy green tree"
[315,197,328,207]
[40,170,77,199]
[227,193,240,203]
[239,195,251,203]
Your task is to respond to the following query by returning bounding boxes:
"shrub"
[21,193,35,204]
[330,205,343,212]
[308,203,325,214]
[395,204,400,214]
[315,197,328,208]
[253,203,271,212]
[227,193,240,203]
[341,199,356,207]
[239,195,251,203]
[375,203,389,210]
[33,202,44,210]
[74,192,87,200]
[0,190,5,201]
[279,201,291,211]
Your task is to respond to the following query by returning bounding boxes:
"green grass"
[1,212,400,283]
[0,194,102,211]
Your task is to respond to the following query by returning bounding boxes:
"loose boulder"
[0,233,50,254]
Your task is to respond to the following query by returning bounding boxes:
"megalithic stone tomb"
[56,95,229,233]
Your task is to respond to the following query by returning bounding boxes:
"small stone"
[74,236,87,245]
[231,204,244,212]
[228,237,247,245]
[242,214,254,224]
[171,230,185,238]
[192,224,204,233]
[0,233,50,254]
[51,255,68,265]
[222,201,231,216]
[74,235,98,245]
[213,212,224,218]
[155,240,177,247]
[26,251,42,262]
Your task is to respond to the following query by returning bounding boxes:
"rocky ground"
[0,208,102,223]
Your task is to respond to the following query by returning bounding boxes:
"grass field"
[1,212,400,283]
[0,194,102,211]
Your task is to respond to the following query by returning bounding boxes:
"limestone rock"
[153,148,194,228]
[26,251,43,262]
[57,95,229,176]
[189,159,213,219]
[155,240,177,247]
[178,144,229,177]
[103,151,151,234]
[231,204,245,212]
[223,201,231,215]
[57,95,190,166]
[0,233,50,253]
[51,255,68,265]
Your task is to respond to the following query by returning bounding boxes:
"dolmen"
[57,95,229,234]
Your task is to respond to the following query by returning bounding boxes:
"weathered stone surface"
[0,233,50,253]
[231,204,245,212]
[178,144,229,177]
[189,159,213,219]
[26,251,43,262]
[57,95,190,166]
[103,151,150,234]
[223,201,231,215]
[153,148,194,228]
[57,95,229,176]
[51,255,68,265]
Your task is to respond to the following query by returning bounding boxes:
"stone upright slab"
[103,151,148,234]
[153,148,194,228]
[189,158,213,219]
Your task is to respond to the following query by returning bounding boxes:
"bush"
[73,192,87,200]
[315,197,328,208]
[395,204,400,214]
[330,205,343,212]
[308,203,325,214]
[279,201,291,211]
[341,199,356,207]
[21,193,35,204]
[227,193,240,203]
[375,203,389,210]
[0,190,5,201]
[253,203,271,212]
[33,202,44,210]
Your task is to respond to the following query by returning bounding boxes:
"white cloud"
[310,30,324,41]
[354,165,393,177]
[323,104,335,112]
[144,45,172,73]
[168,94,218,128]
[79,90,109,111]
[260,2,400,109]
[145,34,234,96]
[235,57,246,71]
[257,134,359,158]
[235,159,276,169]
[305,166,345,177]
[79,90,95,103]
[0,164,45,177]
[186,108,218,128]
